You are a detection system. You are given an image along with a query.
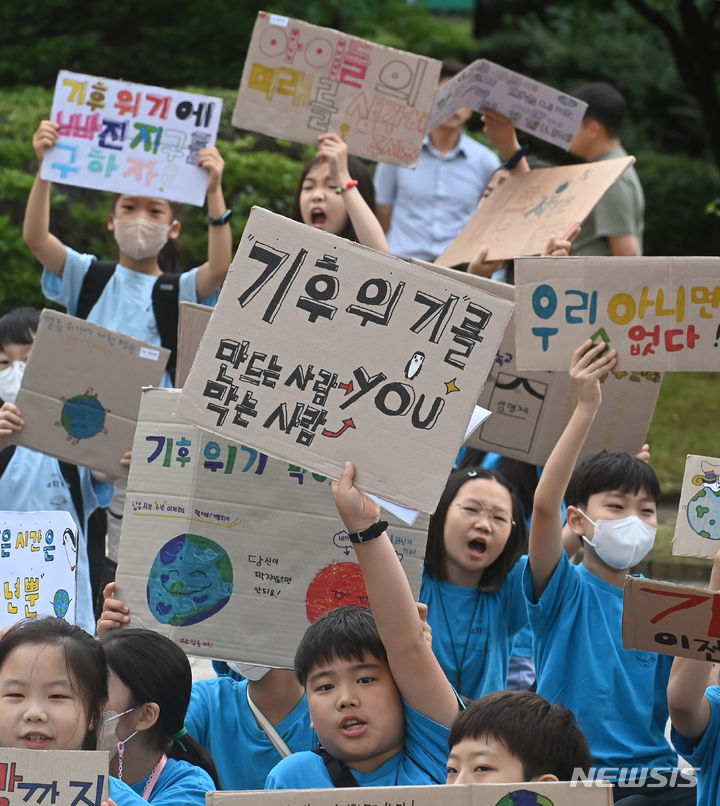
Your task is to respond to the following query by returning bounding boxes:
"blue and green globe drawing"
[60,389,106,440]
[687,486,720,541]
[52,589,71,618]
[495,791,554,806]
[147,533,233,626]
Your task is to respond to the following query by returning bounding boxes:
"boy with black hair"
[265,462,463,789]
[568,81,645,257]
[446,690,591,784]
[525,339,695,805]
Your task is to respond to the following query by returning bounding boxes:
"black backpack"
[75,260,180,384]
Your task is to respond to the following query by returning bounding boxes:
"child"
[265,461,462,789]
[99,628,219,803]
[0,307,118,633]
[0,616,146,805]
[292,133,390,253]
[667,548,720,806]
[97,582,316,790]
[23,120,232,388]
[421,467,529,699]
[526,339,695,805]
[446,690,591,784]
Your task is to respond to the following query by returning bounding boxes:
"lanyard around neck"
[142,753,167,801]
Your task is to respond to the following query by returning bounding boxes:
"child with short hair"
[525,339,695,805]
[446,690,591,784]
[667,548,720,806]
[265,461,462,789]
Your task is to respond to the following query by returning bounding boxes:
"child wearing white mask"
[525,339,695,806]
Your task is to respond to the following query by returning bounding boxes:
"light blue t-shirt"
[0,446,112,633]
[42,247,219,388]
[129,757,215,805]
[420,556,528,700]
[185,676,316,790]
[524,552,678,772]
[672,685,720,806]
[374,133,500,262]
[109,777,147,804]
[265,700,453,789]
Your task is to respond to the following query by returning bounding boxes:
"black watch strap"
[206,209,233,226]
[502,144,530,171]
[348,520,389,544]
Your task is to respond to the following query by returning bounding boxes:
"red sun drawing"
[305,561,370,623]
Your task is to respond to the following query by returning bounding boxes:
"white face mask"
[97,707,139,762]
[227,661,271,681]
[112,217,175,261]
[0,360,25,404]
[578,510,656,570]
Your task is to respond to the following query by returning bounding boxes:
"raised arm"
[480,108,530,175]
[23,121,67,275]
[332,461,460,726]
[318,134,390,253]
[529,339,616,597]
[195,146,233,300]
[667,549,720,741]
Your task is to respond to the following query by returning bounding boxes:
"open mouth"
[468,537,487,556]
[340,717,367,736]
[22,734,51,747]
[311,208,326,226]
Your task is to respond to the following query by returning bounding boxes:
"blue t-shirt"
[420,556,528,699]
[374,133,500,262]
[129,757,214,805]
[672,685,720,806]
[109,777,146,804]
[42,247,219,388]
[0,446,112,633]
[523,552,677,771]
[265,700,452,789]
[185,676,316,790]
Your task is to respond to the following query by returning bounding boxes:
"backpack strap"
[0,445,17,478]
[151,273,181,384]
[76,260,117,320]
[58,461,85,528]
[311,747,359,788]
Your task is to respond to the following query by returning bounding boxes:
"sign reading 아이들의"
[674,454,720,559]
[0,748,108,804]
[116,388,429,668]
[436,159,634,265]
[623,576,720,662]
[232,13,441,167]
[0,511,78,628]
[427,59,587,149]
[514,256,720,371]
[13,310,169,478]
[174,207,514,513]
[42,70,222,205]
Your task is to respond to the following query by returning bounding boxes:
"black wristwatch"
[348,520,389,544]
[502,144,530,171]
[206,209,233,226]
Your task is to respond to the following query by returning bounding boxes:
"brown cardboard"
[514,255,720,371]
[176,302,213,388]
[232,12,441,167]
[673,454,720,559]
[0,748,108,803]
[207,781,613,806]
[437,159,634,265]
[116,388,429,667]
[174,207,514,514]
[12,310,169,477]
[623,575,720,661]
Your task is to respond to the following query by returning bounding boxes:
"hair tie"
[171,726,188,751]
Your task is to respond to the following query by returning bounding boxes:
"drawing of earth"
[60,391,106,439]
[495,791,554,806]
[687,487,720,540]
[147,534,233,626]
[52,589,71,618]
[305,561,369,623]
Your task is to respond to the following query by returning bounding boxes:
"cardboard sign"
[174,207,514,513]
[674,454,720,559]
[514,256,720,371]
[436,159,634,265]
[232,13,441,167]
[176,302,213,388]
[0,511,78,628]
[116,388,429,667]
[0,748,108,804]
[208,781,613,806]
[13,310,169,478]
[623,576,720,662]
[41,70,222,205]
[428,59,587,149]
